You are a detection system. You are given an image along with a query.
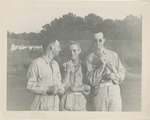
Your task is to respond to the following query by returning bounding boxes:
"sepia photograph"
[0,0,150,119]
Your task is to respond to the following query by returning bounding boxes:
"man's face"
[69,44,81,60]
[51,40,61,56]
[93,32,105,50]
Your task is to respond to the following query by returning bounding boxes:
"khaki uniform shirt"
[60,61,90,111]
[27,55,64,111]
[86,49,125,111]
[86,48,125,87]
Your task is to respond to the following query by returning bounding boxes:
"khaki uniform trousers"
[90,84,122,111]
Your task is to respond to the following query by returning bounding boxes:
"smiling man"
[60,41,90,111]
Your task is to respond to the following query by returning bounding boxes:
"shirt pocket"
[39,73,48,80]
[38,73,49,87]
[75,73,83,86]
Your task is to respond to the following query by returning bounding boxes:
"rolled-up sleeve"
[27,61,48,95]
[54,62,65,95]
[112,56,125,84]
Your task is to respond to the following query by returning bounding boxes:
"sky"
[5,2,142,34]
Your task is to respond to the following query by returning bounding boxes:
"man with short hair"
[86,32,125,111]
[60,41,90,111]
[27,39,65,111]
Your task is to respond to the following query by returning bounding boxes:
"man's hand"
[99,54,107,65]
[66,61,74,73]
[92,56,106,69]
[46,86,55,95]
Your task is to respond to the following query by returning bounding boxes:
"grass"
[7,70,141,111]
[7,70,34,110]
[120,71,141,111]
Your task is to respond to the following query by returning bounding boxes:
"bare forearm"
[106,70,125,84]
[63,71,70,88]
[27,84,48,95]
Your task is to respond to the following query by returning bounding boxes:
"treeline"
[7,12,142,42]
[7,13,142,73]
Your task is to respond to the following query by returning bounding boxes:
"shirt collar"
[75,60,81,67]
[93,48,107,57]
[42,55,54,65]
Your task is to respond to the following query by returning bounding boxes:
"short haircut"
[42,39,57,52]
[93,31,104,35]
[69,41,81,49]
[90,30,104,36]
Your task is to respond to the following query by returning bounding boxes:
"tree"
[85,13,103,25]
[123,15,142,55]
[123,15,142,41]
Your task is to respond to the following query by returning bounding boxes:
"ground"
[7,70,141,111]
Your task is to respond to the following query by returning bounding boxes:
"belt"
[99,81,113,88]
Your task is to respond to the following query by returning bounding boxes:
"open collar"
[93,48,107,57]
[42,55,54,65]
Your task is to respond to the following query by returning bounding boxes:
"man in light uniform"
[60,41,90,111]
[27,39,65,111]
[86,32,125,111]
